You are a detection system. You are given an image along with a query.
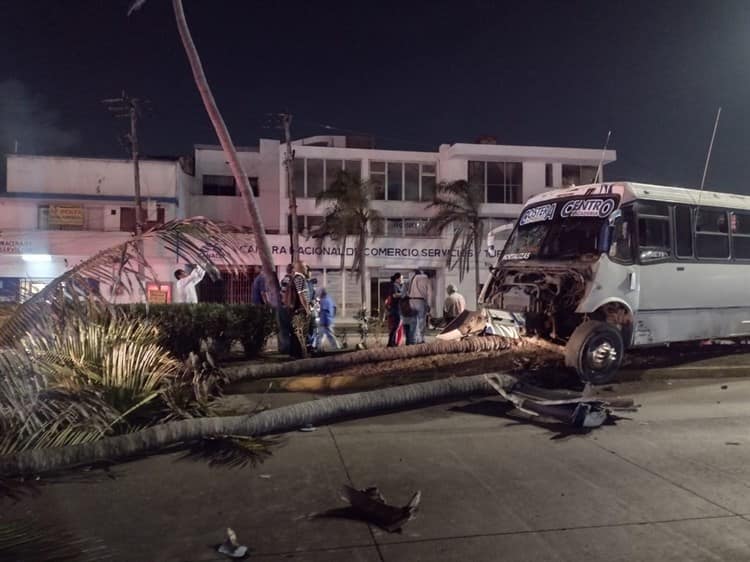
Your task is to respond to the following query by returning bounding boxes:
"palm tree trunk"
[474,231,481,302]
[222,336,563,383]
[0,373,518,476]
[172,0,280,306]
[360,238,367,317]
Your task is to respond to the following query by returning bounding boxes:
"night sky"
[3,1,750,192]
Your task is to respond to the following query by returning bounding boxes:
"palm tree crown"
[426,180,485,298]
[312,171,382,314]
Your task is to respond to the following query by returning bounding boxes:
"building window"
[292,158,361,198]
[545,164,554,187]
[561,165,597,187]
[386,218,403,237]
[286,214,329,237]
[375,218,433,237]
[370,161,437,201]
[202,174,258,197]
[403,218,429,236]
[468,161,522,204]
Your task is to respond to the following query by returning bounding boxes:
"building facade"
[0,137,615,316]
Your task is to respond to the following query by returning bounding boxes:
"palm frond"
[180,434,284,469]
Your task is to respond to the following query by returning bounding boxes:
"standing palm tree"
[426,180,486,299]
[312,171,381,320]
[129,0,280,306]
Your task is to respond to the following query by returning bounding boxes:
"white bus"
[479,181,750,383]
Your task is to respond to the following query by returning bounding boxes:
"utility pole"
[102,91,145,237]
[103,91,147,298]
[278,111,299,261]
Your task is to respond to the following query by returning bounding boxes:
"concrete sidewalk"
[7,377,750,561]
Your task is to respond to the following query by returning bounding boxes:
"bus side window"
[609,208,634,263]
[732,212,750,259]
[675,205,693,258]
[696,209,730,259]
[637,203,670,262]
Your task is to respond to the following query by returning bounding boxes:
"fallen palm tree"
[0,372,633,477]
[1,374,517,476]
[223,336,564,383]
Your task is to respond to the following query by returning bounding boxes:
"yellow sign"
[148,290,168,304]
[49,205,84,226]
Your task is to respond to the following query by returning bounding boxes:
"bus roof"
[526,182,750,212]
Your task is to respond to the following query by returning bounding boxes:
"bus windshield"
[500,196,619,261]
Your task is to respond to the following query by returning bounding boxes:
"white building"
[0,136,615,316]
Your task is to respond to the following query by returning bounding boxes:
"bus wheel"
[565,320,624,385]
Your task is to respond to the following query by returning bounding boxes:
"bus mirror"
[608,209,622,225]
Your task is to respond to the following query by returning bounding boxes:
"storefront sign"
[49,205,84,226]
[0,239,34,254]
[147,283,171,304]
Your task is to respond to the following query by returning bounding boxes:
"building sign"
[49,205,85,227]
[198,238,478,265]
[0,239,34,254]
[147,283,171,304]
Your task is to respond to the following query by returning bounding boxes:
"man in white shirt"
[443,284,466,324]
[173,265,206,304]
[407,268,433,344]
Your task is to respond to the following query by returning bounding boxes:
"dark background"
[2,0,750,191]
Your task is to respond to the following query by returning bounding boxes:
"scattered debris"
[258,474,272,479]
[340,486,421,533]
[484,375,637,429]
[721,385,728,390]
[216,528,248,559]
[299,424,317,432]
[726,442,741,446]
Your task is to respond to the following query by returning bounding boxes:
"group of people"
[384,269,466,347]
[272,262,340,358]
[175,261,466,354]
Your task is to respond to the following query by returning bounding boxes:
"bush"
[121,304,276,360]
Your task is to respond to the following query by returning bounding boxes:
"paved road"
[5,377,750,561]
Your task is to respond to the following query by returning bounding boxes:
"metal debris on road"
[216,528,248,559]
[484,374,637,429]
[340,486,421,533]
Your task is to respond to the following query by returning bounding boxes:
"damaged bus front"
[480,184,634,384]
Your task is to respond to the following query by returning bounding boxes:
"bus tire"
[565,320,624,385]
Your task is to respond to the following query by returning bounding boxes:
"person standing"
[277,263,294,354]
[386,272,404,347]
[316,288,341,350]
[407,268,432,344]
[173,265,206,304]
[286,261,311,358]
[250,265,268,305]
[443,284,466,324]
